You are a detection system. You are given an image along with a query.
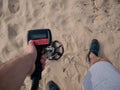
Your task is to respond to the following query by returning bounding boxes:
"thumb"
[29,40,34,46]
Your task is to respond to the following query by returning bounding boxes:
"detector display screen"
[31,34,47,39]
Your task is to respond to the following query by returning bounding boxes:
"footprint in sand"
[0,0,3,16]
[117,0,120,4]
[7,24,23,49]
[2,45,10,56]
[8,0,20,13]
[7,24,18,40]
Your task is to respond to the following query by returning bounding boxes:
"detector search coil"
[44,40,64,60]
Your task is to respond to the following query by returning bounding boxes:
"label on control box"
[33,38,49,45]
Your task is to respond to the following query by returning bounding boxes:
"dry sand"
[0,0,120,90]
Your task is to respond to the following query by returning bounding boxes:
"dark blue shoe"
[86,39,100,63]
[48,81,60,90]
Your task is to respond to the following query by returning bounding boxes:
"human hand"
[25,40,46,75]
[25,40,37,61]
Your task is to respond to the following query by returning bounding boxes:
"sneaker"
[86,39,100,63]
[48,81,60,90]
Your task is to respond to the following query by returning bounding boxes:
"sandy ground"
[0,0,120,90]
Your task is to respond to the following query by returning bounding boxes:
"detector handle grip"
[31,51,42,80]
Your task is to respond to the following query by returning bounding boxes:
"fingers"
[40,55,46,69]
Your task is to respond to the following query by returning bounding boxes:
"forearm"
[0,53,33,90]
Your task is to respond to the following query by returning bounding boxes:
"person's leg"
[83,39,120,90]
[89,52,112,66]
